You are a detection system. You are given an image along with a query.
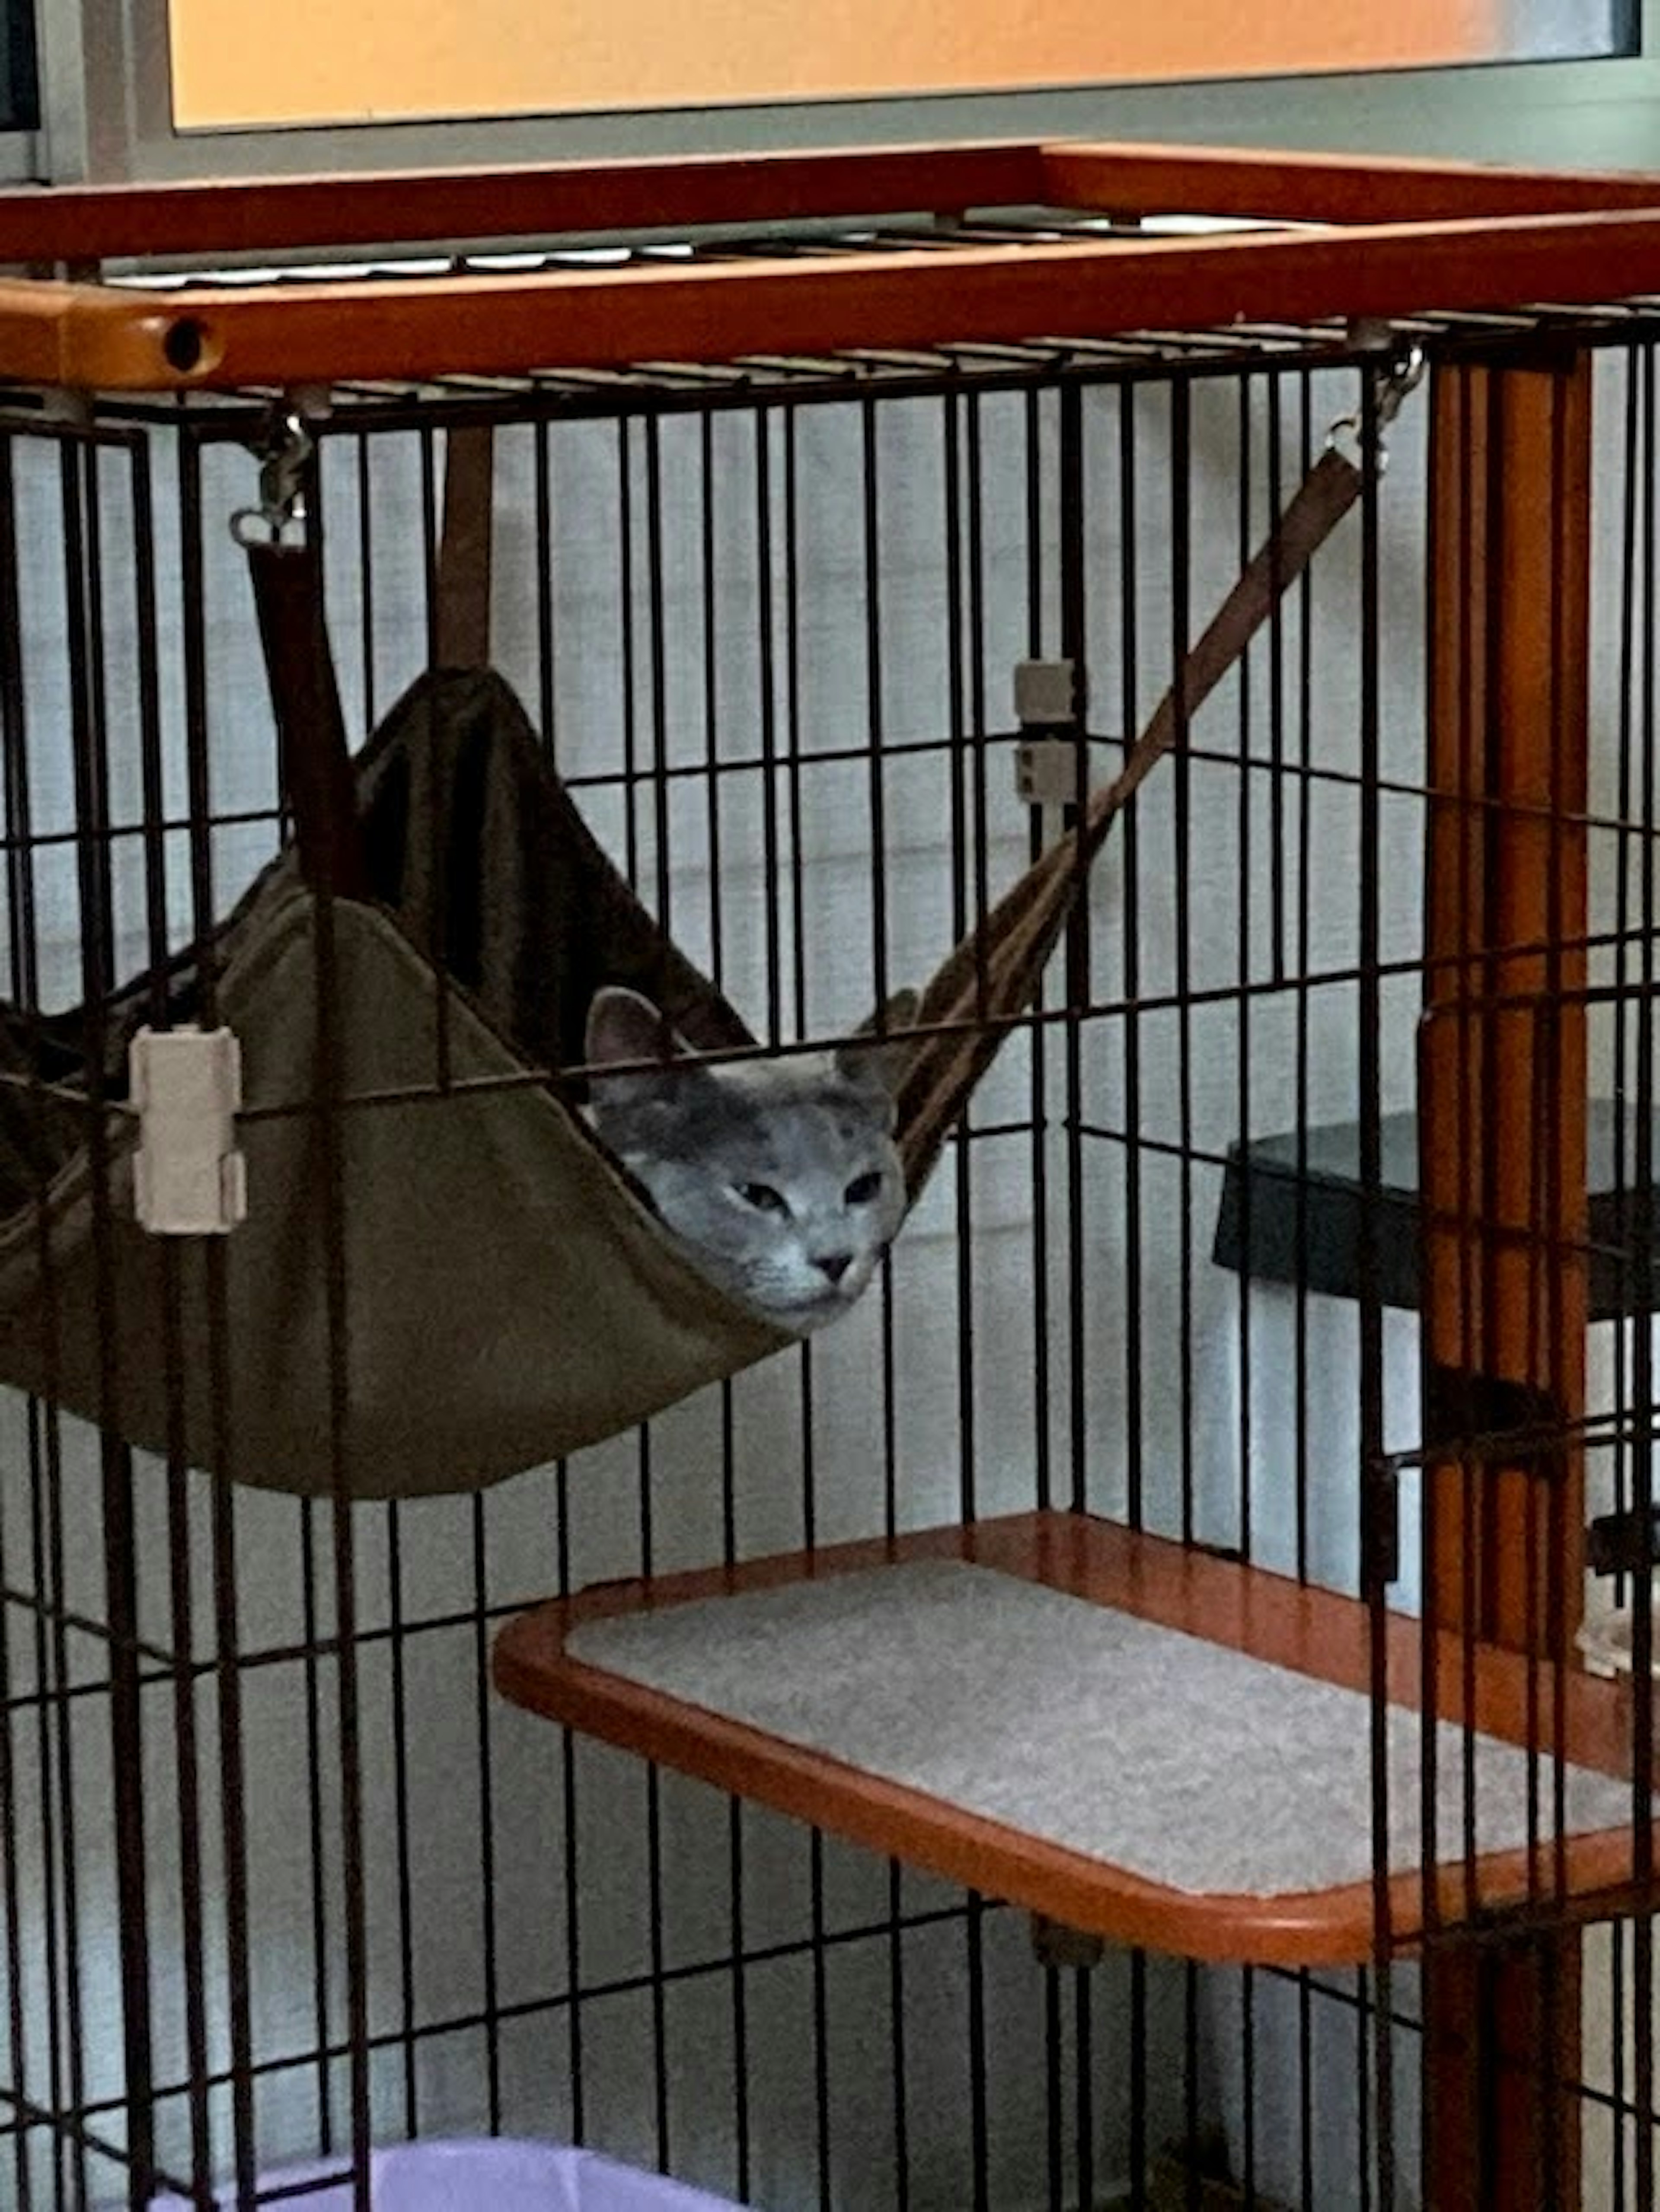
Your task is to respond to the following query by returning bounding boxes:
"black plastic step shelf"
[1213,1105,1660,1322]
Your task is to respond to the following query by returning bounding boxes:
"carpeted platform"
[568,1559,1637,1899]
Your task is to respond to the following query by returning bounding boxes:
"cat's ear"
[585,985,686,1073]
[837,987,919,1101]
[584,986,712,1140]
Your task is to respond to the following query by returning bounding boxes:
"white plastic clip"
[1577,1605,1660,1680]
[130,1025,248,1237]
[1015,737,1090,808]
[1013,658,1078,727]
[1014,660,1090,812]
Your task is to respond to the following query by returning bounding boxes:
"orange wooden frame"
[492,1511,1657,1970]
[1415,345,1594,2212]
[7,140,1660,390]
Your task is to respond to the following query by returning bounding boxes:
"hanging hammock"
[0,439,1367,1500]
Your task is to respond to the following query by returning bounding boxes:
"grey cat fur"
[584,986,917,1332]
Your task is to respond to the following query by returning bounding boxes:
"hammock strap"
[247,422,496,895]
[898,444,1369,1189]
[434,424,496,670]
[1100,445,1363,831]
[246,535,370,901]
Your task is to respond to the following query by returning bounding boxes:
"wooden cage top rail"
[493,1511,1659,1969]
[8,140,1660,390]
[15,141,1660,266]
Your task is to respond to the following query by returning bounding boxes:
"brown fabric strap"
[434,425,496,670]
[1099,446,1363,829]
[899,446,1365,1187]
[246,537,370,901]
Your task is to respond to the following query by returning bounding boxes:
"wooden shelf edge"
[491,1510,1657,1969]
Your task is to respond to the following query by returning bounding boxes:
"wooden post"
[1419,348,1591,2210]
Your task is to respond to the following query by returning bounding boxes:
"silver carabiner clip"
[230,408,315,549]
[1324,406,1370,472]
[1376,341,1427,429]
[1325,341,1426,477]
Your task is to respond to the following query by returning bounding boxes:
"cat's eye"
[738,1181,788,1214]
[844,1170,884,1206]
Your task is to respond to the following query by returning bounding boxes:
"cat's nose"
[815,1252,853,1285]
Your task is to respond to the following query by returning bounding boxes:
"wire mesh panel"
[1,150,1660,2212]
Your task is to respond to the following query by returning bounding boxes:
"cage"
[3,139,1660,2212]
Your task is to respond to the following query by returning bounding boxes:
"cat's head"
[583,985,917,1332]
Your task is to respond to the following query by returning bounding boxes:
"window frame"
[21,0,1660,187]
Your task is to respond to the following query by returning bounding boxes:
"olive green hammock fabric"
[0,449,1362,1499]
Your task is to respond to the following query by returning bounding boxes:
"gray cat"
[583,986,917,1331]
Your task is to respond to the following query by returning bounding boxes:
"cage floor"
[492,1511,1654,1967]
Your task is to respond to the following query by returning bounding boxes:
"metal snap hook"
[230,407,316,548]
[1325,341,1427,476]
